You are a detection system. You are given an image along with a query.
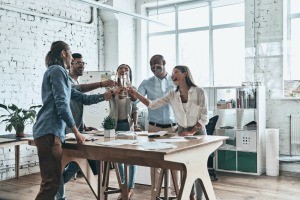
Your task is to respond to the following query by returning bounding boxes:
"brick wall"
[246,0,300,158]
[0,0,105,180]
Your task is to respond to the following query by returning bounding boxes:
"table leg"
[15,145,20,179]
[163,169,169,199]
[61,152,99,199]
[171,141,222,200]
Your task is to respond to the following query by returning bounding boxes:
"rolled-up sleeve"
[49,67,75,128]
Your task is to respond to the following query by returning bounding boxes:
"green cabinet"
[217,150,236,171]
[237,151,257,173]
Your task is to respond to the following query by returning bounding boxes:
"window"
[147,1,245,86]
[287,0,300,80]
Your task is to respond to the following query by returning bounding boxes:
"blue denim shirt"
[138,75,176,124]
[33,65,105,142]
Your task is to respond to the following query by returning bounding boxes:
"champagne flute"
[119,72,130,97]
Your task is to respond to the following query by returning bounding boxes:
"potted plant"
[101,116,116,138]
[0,103,41,137]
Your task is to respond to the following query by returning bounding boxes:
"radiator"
[291,115,300,144]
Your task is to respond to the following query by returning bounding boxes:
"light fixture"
[72,0,165,25]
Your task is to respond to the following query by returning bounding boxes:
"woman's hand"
[126,86,136,95]
[101,80,116,88]
[180,131,195,136]
[134,125,142,132]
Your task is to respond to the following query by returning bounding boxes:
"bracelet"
[99,82,103,88]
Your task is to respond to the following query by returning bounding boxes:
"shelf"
[206,86,266,175]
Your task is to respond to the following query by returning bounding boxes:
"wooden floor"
[0,171,300,200]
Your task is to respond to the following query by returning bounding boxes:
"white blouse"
[148,86,208,129]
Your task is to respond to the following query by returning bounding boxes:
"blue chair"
[206,115,219,181]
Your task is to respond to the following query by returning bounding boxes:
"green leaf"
[29,105,42,110]
[8,104,19,111]
[0,104,8,111]
[5,124,12,132]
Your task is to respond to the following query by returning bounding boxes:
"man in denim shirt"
[138,54,177,133]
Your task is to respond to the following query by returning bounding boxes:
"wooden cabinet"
[204,86,266,175]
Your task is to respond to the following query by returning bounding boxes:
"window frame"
[146,0,245,86]
[286,0,300,80]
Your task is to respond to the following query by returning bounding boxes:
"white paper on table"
[135,131,149,136]
[85,130,104,136]
[148,131,168,137]
[116,131,136,136]
[138,142,176,150]
[153,138,188,143]
[97,139,137,146]
[65,133,97,141]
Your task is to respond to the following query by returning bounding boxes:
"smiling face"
[151,60,166,79]
[70,57,85,76]
[117,64,130,76]
[171,67,187,86]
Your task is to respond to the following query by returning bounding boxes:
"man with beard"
[137,54,177,197]
[138,54,177,133]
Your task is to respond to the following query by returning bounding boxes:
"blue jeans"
[116,120,136,189]
[56,161,80,200]
[118,164,137,189]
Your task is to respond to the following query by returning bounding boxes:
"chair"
[205,115,219,181]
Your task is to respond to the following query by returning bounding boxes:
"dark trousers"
[35,134,62,200]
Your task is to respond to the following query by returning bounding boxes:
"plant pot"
[16,132,25,137]
[15,124,25,137]
[104,129,115,138]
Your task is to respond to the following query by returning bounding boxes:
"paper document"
[97,139,137,146]
[139,141,176,150]
[85,130,104,136]
[154,138,188,143]
[65,133,97,141]
[116,131,136,136]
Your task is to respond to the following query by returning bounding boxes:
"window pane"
[148,12,175,33]
[291,0,300,14]
[290,18,300,79]
[178,31,210,86]
[214,27,245,86]
[213,3,244,25]
[178,5,209,29]
[148,35,176,73]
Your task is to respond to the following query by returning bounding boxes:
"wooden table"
[0,134,32,179]
[59,135,227,200]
